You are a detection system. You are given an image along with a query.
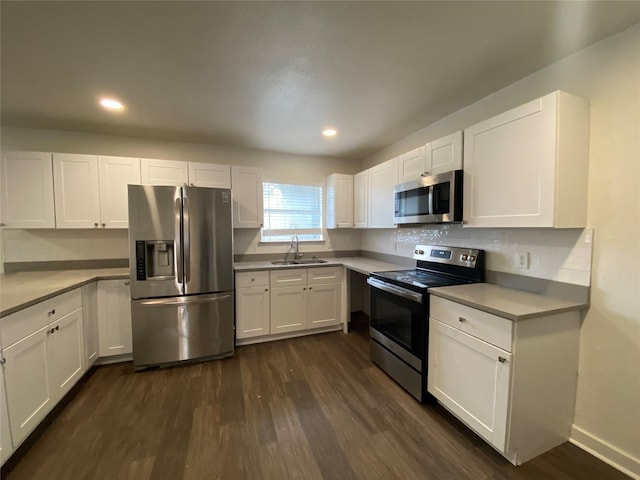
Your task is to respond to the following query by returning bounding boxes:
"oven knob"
[461,254,468,261]
[414,249,419,254]
[469,255,476,262]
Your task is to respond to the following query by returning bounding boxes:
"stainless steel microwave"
[394,170,463,224]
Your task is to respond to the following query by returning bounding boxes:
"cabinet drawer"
[430,296,513,352]
[236,271,270,288]
[1,289,82,348]
[270,269,308,287]
[308,266,342,285]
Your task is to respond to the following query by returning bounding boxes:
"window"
[261,182,323,242]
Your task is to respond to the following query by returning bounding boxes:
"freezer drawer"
[131,292,234,368]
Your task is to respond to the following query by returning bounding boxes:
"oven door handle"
[367,277,423,304]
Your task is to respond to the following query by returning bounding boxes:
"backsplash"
[362,226,593,287]
[1,227,363,266]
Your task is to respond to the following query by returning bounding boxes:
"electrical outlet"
[516,251,530,269]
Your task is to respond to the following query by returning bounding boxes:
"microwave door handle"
[428,186,434,215]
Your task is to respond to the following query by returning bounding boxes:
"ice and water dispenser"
[135,240,175,280]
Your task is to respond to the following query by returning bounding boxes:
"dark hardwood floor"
[3,319,630,480]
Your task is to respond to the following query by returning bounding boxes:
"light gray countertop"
[0,268,129,317]
[234,256,406,275]
[429,283,588,321]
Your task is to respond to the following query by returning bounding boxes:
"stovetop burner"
[369,245,485,293]
[370,269,466,291]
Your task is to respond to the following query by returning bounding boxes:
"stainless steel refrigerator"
[128,184,234,369]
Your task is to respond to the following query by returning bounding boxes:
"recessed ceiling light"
[323,128,337,137]
[99,97,124,111]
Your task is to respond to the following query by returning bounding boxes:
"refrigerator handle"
[175,196,183,284]
[183,191,191,283]
[137,294,231,307]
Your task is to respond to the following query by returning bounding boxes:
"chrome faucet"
[284,234,303,262]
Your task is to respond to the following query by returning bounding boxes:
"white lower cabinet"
[0,363,13,465]
[236,267,343,343]
[428,295,581,465]
[81,282,99,368]
[270,267,342,334]
[97,279,132,357]
[235,271,270,339]
[428,320,511,450]
[271,285,307,334]
[1,289,84,448]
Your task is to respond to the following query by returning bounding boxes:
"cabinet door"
[463,93,558,228]
[3,327,52,447]
[270,286,306,334]
[47,308,84,403]
[428,319,511,451]
[231,166,264,228]
[188,162,231,188]
[236,286,270,339]
[140,158,188,186]
[397,146,427,183]
[326,174,353,229]
[428,131,462,176]
[98,280,132,357]
[53,153,101,228]
[368,157,398,228]
[0,363,14,465]
[0,151,55,229]
[98,156,141,228]
[353,170,368,228]
[307,283,340,328]
[82,283,99,368]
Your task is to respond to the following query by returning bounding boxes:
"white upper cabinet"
[428,131,463,176]
[353,170,369,228]
[368,157,398,228]
[53,154,140,229]
[140,158,188,186]
[98,156,141,228]
[53,153,101,228]
[231,166,263,228]
[326,173,353,229]
[397,146,426,184]
[464,91,589,228]
[397,132,462,184]
[187,162,231,188]
[1,151,55,229]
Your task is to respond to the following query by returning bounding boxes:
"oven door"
[367,277,426,366]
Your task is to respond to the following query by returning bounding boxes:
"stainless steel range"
[367,245,484,402]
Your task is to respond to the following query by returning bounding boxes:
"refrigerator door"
[128,185,183,299]
[131,292,234,368]
[182,186,233,294]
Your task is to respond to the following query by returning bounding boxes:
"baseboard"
[570,424,640,479]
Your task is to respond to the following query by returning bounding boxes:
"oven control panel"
[413,245,481,268]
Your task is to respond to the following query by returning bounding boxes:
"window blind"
[261,182,323,242]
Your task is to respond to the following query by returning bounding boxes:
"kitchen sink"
[270,258,328,265]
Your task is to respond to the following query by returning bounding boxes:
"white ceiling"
[2,1,639,159]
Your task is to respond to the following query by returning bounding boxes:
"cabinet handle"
[124,281,130,286]
[309,287,312,290]
[94,222,99,227]
[190,183,195,186]
[264,288,268,292]
[251,278,255,282]
[48,328,55,334]
[55,325,60,331]
[1,357,6,365]
[48,309,56,316]
[101,223,106,228]
[458,317,466,323]
[498,356,506,363]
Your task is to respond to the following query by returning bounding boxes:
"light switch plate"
[516,251,530,269]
